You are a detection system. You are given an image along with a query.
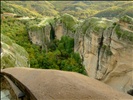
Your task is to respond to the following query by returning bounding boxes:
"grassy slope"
[94,1,133,18]
[1,1,58,17]
[51,1,133,18]
[1,1,133,19]
[1,1,42,17]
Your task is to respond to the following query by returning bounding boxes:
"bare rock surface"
[74,16,133,93]
[2,67,133,100]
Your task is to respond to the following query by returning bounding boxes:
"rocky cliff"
[28,14,133,94]
[1,34,30,69]
[74,15,133,94]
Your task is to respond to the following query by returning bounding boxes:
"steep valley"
[1,1,133,99]
[27,14,133,94]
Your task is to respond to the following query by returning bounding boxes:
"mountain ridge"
[1,1,133,19]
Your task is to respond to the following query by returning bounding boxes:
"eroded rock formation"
[74,16,133,93]
[27,14,133,94]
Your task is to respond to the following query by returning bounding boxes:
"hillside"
[1,1,42,17]
[1,1,133,19]
[1,1,58,17]
[94,2,133,18]
[51,1,133,18]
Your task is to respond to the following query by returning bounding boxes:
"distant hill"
[1,1,42,17]
[1,1,133,18]
[1,1,58,17]
[94,2,133,18]
[11,1,59,17]
[51,1,133,18]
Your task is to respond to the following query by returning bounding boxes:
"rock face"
[74,16,133,93]
[2,67,133,100]
[28,14,78,45]
[1,34,30,69]
[28,20,51,51]
[27,14,133,94]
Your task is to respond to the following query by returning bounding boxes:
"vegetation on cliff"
[115,15,133,42]
[1,1,133,76]
[36,36,87,75]
[1,34,29,69]
[60,13,79,32]
[1,16,86,75]
[1,12,133,74]
[77,17,113,34]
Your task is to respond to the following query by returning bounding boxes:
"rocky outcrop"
[28,18,52,51]
[74,16,133,93]
[28,14,78,44]
[27,14,133,94]
[2,67,133,100]
[1,34,30,69]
